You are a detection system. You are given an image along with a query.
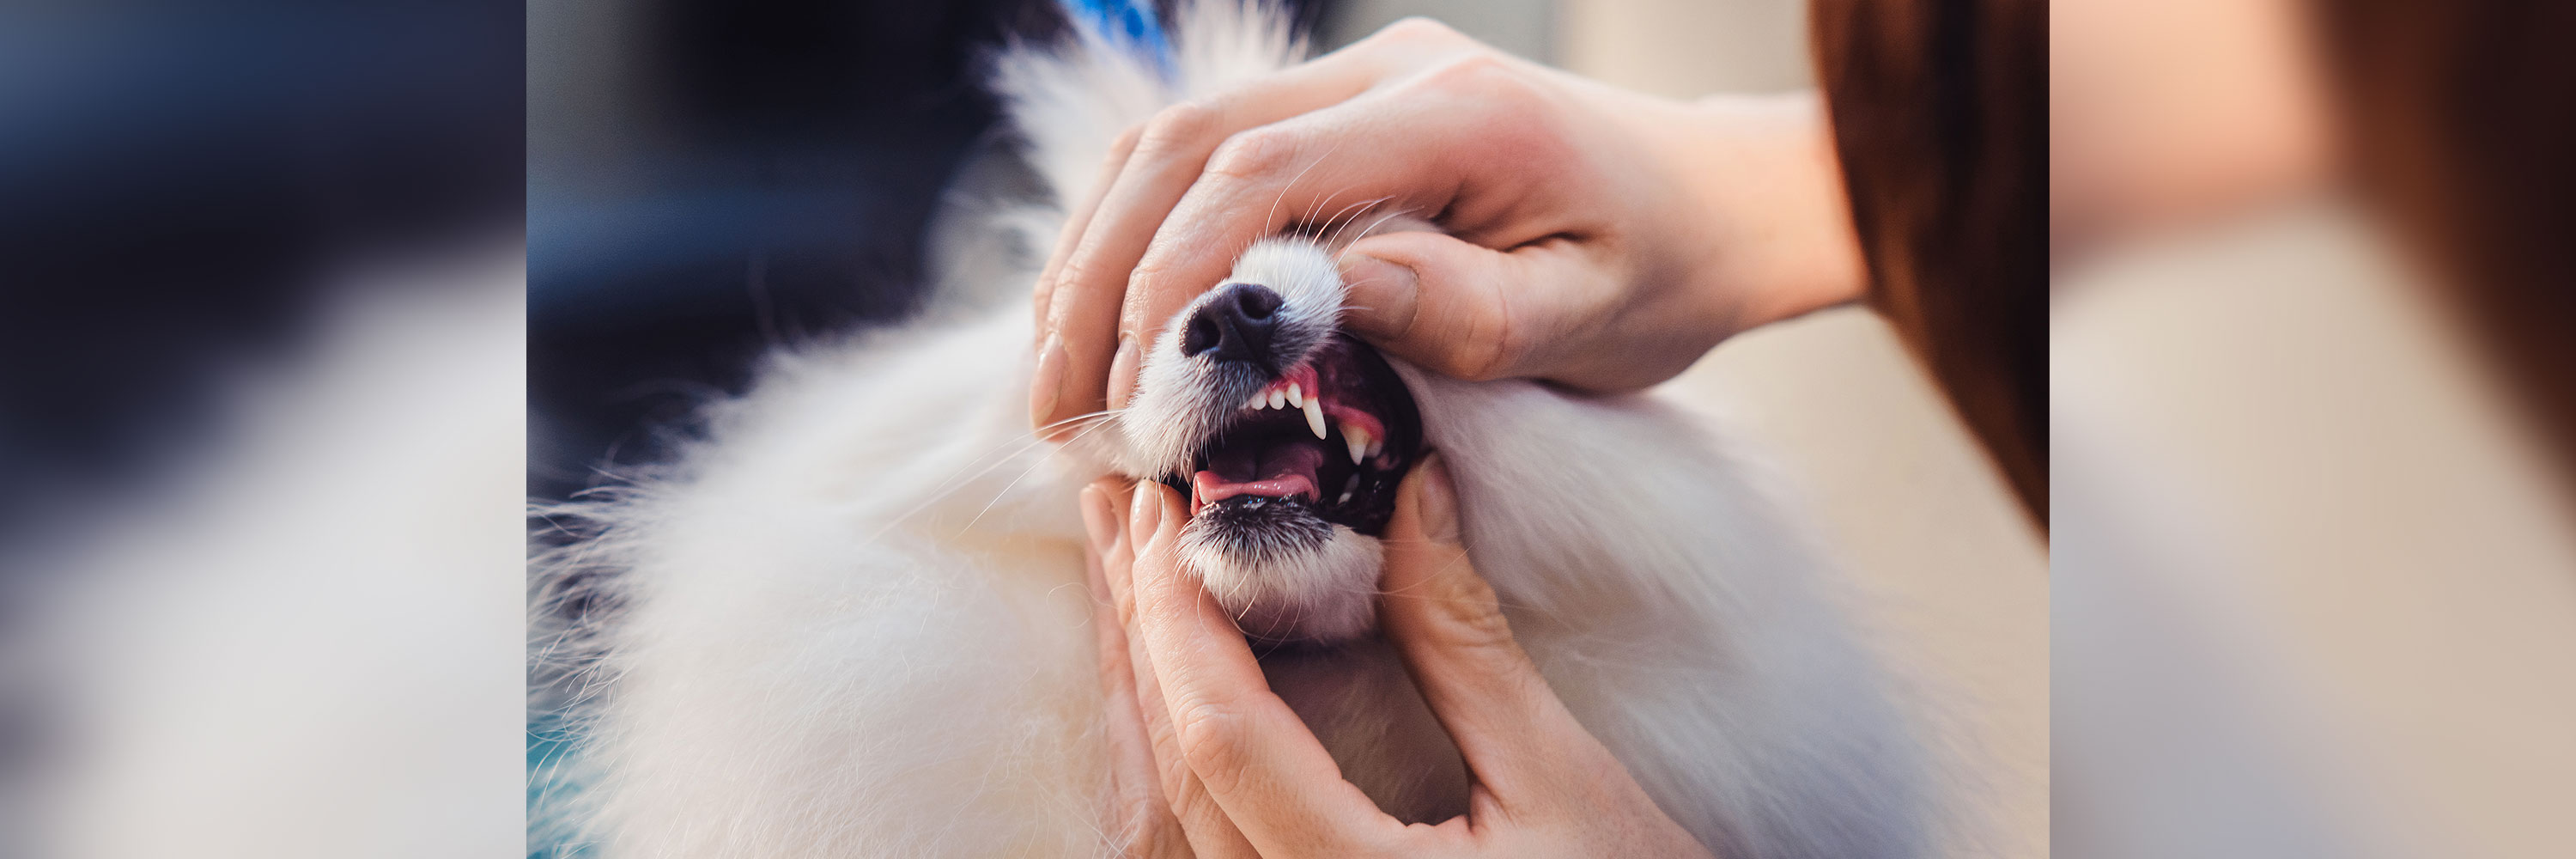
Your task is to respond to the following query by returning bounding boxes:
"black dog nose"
[1182,283,1284,367]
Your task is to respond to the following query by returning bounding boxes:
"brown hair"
[1810,0,2049,527]
[2312,0,2576,494]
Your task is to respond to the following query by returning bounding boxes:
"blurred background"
[2050,0,2576,857]
[0,2,525,857]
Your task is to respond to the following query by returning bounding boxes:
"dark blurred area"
[529,0,1053,501]
[528,0,1333,501]
[1,3,527,857]
[0,1,523,543]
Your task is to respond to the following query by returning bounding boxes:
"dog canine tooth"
[1303,396,1327,439]
[1343,424,1370,465]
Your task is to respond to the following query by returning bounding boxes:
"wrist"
[1672,92,1869,339]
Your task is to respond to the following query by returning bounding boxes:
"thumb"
[1378,454,1602,803]
[1339,231,1614,383]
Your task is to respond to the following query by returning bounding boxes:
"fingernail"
[1030,332,1065,430]
[1411,454,1460,543]
[1127,479,1164,546]
[1078,484,1119,553]
[1105,334,1140,411]
[1337,254,1418,337]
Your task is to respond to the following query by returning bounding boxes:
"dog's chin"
[1177,496,1384,645]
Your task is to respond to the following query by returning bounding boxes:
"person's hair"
[1809,0,2047,528]
[2312,0,2576,496]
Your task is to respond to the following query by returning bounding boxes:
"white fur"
[1142,235,1419,644]
[1118,238,1351,478]
[536,3,1931,856]
[1181,515,1382,643]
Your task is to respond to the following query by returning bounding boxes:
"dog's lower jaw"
[1178,519,1384,644]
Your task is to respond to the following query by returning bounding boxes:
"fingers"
[1030,136,1143,439]
[1337,231,1633,385]
[1109,56,1594,400]
[1090,479,1260,859]
[1030,46,1398,436]
[1376,454,1616,813]
[1122,480,1400,856]
[1101,467,1694,857]
[1104,89,1463,406]
[1081,481,1189,857]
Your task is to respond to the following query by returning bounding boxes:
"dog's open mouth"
[1168,335,1423,534]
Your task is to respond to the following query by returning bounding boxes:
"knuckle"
[1151,745,1190,791]
[1414,53,1522,99]
[1049,256,1114,306]
[1373,16,1462,48]
[1445,308,1516,381]
[1453,595,1518,651]
[1105,125,1145,164]
[1419,560,1516,647]
[1203,127,1301,182]
[1165,783,1224,826]
[1449,342,1510,381]
[1133,101,1224,160]
[1169,699,1252,791]
[1030,272,1060,320]
[1121,253,1184,301]
[1109,588,1140,630]
[1132,566,1188,618]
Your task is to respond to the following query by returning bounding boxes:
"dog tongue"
[1194,440,1326,508]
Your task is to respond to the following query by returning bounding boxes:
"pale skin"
[1078,459,1721,859]
[1029,17,1868,437]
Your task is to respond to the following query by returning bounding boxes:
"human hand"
[1032,17,1864,436]
[1075,457,1720,858]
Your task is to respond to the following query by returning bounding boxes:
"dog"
[532,3,1931,856]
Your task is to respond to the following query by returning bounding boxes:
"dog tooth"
[1367,439,1383,460]
[1303,396,1327,439]
[1247,393,1265,410]
[1336,490,1353,505]
[1268,387,1285,410]
[1343,425,1370,465]
[1286,382,1302,408]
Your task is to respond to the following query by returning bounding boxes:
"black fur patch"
[1194,495,1333,562]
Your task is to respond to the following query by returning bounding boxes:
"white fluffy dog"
[533,3,1930,856]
